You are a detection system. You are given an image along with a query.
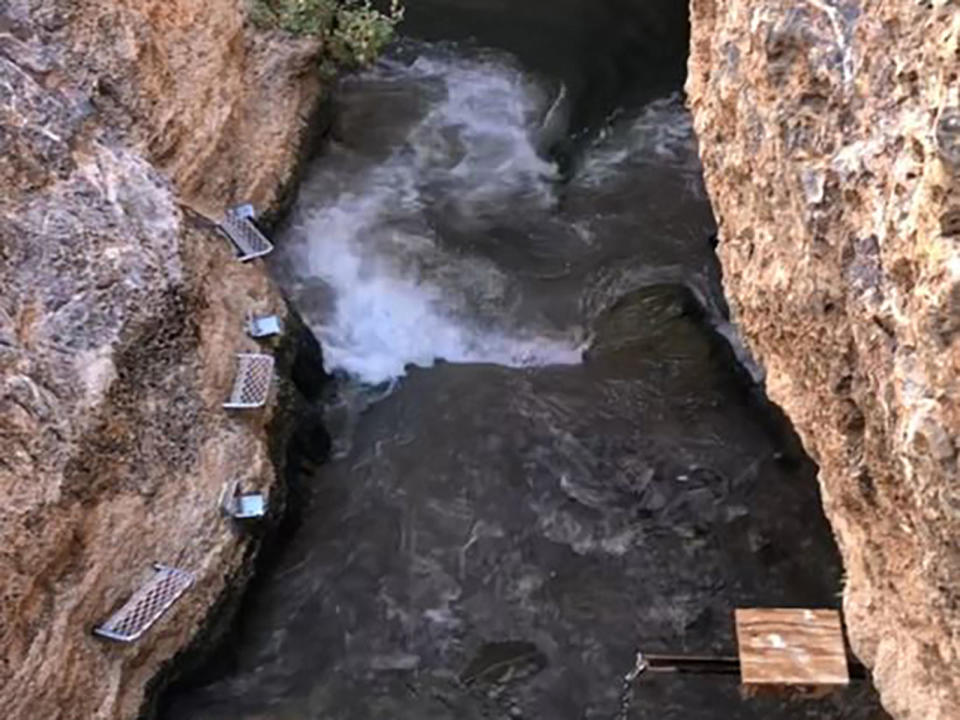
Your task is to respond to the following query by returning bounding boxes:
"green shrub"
[250,0,404,69]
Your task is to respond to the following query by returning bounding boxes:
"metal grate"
[219,207,273,262]
[94,565,194,643]
[223,353,274,409]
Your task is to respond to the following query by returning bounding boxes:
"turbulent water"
[271,44,722,383]
[161,35,887,720]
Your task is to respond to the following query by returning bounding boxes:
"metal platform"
[247,314,283,339]
[223,353,274,409]
[220,204,273,261]
[93,565,194,643]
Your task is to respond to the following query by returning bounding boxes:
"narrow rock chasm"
[157,2,891,719]
[4,1,954,719]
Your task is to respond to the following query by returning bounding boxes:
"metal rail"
[636,652,867,680]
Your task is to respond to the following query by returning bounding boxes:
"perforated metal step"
[220,205,273,261]
[93,565,194,643]
[223,353,274,409]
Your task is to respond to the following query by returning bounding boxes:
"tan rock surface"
[58,0,323,212]
[688,2,960,718]
[0,1,323,718]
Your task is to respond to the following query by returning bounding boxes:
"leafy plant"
[250,0,404,70]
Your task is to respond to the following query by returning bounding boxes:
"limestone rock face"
[688,2,959,719]
[46,0,322,212]
[0,2,322,718]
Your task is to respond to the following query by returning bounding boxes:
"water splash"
[273,47,583,384]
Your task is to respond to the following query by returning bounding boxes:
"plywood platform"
[735,608,849,697]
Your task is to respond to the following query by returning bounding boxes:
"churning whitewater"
[272,44,711,384]
[272,47,579,383]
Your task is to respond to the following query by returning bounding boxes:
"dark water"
[160,3,887,719]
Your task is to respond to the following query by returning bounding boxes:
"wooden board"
[735,608,849,697]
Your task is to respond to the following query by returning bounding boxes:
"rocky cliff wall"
[688,2,959,718]
[0,2,323,718]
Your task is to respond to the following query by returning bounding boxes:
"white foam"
[275,49,583,384]
[288,217,582,383]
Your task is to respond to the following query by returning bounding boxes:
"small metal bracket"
[219,204,273,261]
[228,203,256,221]
[93,565,195,643]
[625,652,648,682]
[223,353,274,409]
[234,493,266,519]
[220,480,267,520]
[247,313,283,339]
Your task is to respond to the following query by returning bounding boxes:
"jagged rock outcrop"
[688,2,959,719]
[0,2,323,718]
